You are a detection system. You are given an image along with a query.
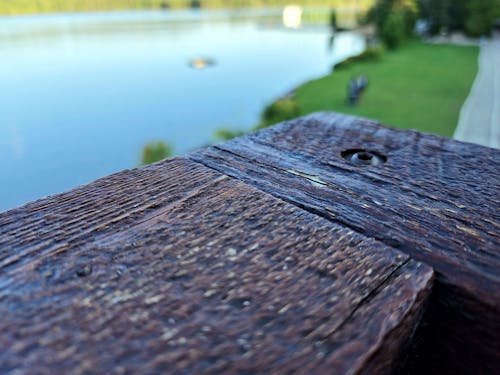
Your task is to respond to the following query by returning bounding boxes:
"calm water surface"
[0,9,364,211]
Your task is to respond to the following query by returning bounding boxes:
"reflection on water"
[0,9,365,211]
[282,5,302,29]
[188,57,216,69]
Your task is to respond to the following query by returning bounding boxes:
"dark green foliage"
[190,0,201,8]
[329,9,337,31]
[418,0,494,36]
[214,128,246,141]
[495,0,500,18]
[401,5,418,35]
[257,97,301,130]
[448,0,468,31]
[334,46,384,70]
[381,11,406,49]
[465,0,494,36]
[418,0,450,34]
[367,0,418,49]
[141,141,173,165]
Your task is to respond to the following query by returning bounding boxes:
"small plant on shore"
[214,128,246,141]
[329,9,337,32]
[257,97,301,130]
[141,141,173,165]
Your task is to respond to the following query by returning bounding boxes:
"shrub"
[381,11,405,49]
[257,97,301,130]
[366,0,418,48]
[214,128,246,141]
[141,141,172,165]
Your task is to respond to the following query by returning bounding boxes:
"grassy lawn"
[293,41,479,137]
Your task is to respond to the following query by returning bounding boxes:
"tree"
[418,0,451,34]
[465,0,494,37]
[418,0,494,36]
[367,0,419,48]
[448,0,468,31]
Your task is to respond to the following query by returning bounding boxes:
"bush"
[141,141,172,165]
[214,128,246,141]
[381,11,406,49]
[366,0,418,48]
[257,97,301,130]
[334,46,384,70]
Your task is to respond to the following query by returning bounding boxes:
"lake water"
[0,9,364,212]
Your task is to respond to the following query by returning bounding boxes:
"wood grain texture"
[0,158,433,374]
[189,112,500,374]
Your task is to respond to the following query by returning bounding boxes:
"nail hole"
[341,149,387,166]
[75,264,92,277]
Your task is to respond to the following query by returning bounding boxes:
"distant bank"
[0,0,373,16]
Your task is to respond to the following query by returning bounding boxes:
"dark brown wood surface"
[0,158,433,374]
[189,112,500,374]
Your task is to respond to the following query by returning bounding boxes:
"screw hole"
[357,152,373,161]
[341,149,387,166]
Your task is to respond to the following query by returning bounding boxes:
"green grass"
[293,41,479,137]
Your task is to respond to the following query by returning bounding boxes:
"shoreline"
[0,1,373,17]
[259,40,478,137]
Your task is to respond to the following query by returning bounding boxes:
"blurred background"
[0,0,498,211]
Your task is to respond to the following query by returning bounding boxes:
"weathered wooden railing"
[0,112,498,374]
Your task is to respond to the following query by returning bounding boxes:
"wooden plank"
[189,112,500,374]
[0,158,433,374]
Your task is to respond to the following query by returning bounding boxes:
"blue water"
[0,10,364,211]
